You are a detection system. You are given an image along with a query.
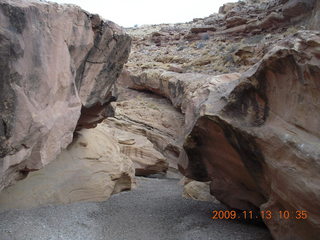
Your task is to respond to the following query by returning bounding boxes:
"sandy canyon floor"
[0,177,272,240]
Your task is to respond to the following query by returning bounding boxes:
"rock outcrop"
[2,0,318,239]
[0,124,135,211]
[123,1,320,238]
[117,68,240,177]
[125,69,241,131]
[0,0,131,191]
[105,75,185,176]
[180,31,320,240]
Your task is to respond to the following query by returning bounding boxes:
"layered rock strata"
[103,120,168,176]
[0,124,135,211]
[104,76,185,176]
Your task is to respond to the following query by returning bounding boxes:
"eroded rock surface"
[116,69,240,176]
[105,78,184,176]
[1,0,319,239]
[0,0,131,190]
[0,124,135,211]
[182,178,219,203]
[103,122,168,176]
[180,31,320,240]
[123,1,320,238]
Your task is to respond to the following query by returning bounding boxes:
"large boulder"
[0,0,131,191]
[180,31,320,240]
[0,124,135,211]
[182,178,219,203]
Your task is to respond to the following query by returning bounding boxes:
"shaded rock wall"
[0,0,131,191]
[180,31,320,240]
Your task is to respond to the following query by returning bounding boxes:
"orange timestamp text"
[211,210,308,220]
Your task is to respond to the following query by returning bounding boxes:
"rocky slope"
[125,0,317,76]
[0,0,133,205]
[117,0,320,239]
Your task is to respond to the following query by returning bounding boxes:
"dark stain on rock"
[0,31,23,158]
[210,116,266,186]
[75,21,131,104]
[27,73,41,95]
[0,3,26,34]
[183,125,210,182]
[184,114,266,189]
[224,80,268,127]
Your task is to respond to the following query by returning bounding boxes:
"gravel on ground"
[0,177,272,240]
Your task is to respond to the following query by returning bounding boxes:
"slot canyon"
[0,0,319,239]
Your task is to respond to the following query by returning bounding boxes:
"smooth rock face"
[0,0,131,191]
[180,32,320,240]
[0,124,135,211]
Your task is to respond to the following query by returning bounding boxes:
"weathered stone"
[0,124,135,211]
[180,31,320,240]
[126,69,240,129]
[310,0,320,30]
[102,120,168,176]
[117,1,320,239]
[259,12,285,29]
[190,26,216,34]
[282,0,316,19]
[219,2,237,14]
[106,78,184,176]
[0,0,131,191]
[203,14,224,26]
[182,178,219,203]
[234,45,256,65]
[226,16,248,29]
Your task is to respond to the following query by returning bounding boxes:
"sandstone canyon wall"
[0,0,319,239]
[0,124,135,210]
[181,31,320,240]
[121,0,320,239]
[0,0,131,192]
